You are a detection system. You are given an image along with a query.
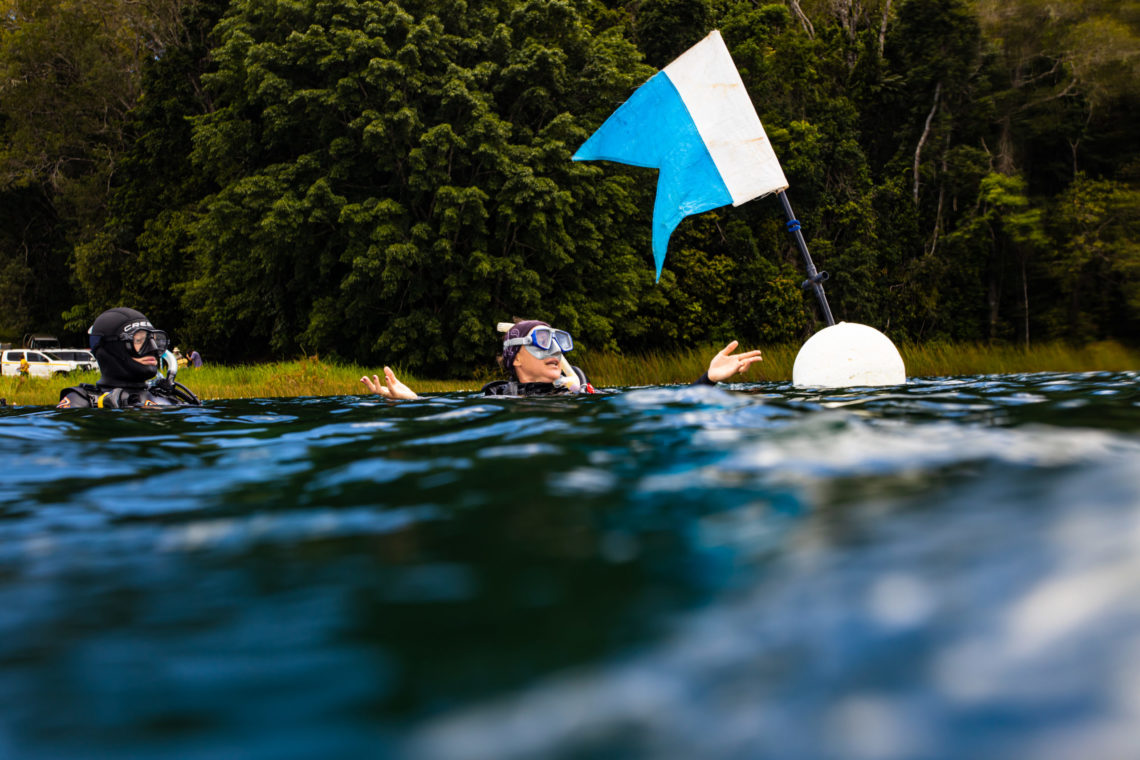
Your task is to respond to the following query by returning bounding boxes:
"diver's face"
[513,347,563,383]
[126,328,163,367]
[129,332,158,367]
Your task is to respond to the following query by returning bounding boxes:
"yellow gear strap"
[97,393,110,409]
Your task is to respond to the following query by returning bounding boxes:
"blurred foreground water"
[2,372,1140,759]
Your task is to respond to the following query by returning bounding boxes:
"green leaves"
[171,0,659,369]
[1043,175,1140,339]
[5,0,1138,360]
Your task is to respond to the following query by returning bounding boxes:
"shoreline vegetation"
[5,2,1140,372]
[2,341,1138,407]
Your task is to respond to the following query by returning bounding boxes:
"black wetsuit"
[481,380,583,397]
[57,383,200,409]
[481,365,594,397]
[480,368,717,397]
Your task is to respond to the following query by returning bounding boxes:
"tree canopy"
[2,0,1138,367]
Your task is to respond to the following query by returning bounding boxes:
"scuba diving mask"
[90,321,169,357]
[123,327,170,357]
[503,326,573,359]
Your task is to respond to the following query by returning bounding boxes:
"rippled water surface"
[3,372,1140,759]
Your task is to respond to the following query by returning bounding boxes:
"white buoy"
[792,322,906,388]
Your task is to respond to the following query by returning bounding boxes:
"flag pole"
[777,190,835,327]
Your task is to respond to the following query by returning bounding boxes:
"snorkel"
[496,321,581,391]
[160,350,179,385]
[147,349,178,393]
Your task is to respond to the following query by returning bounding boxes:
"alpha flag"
[573,31,788,280]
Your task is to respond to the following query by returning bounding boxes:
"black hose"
[150,378,202,406]
[171,382,201,406]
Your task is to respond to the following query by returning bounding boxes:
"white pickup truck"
[0,348,97,377]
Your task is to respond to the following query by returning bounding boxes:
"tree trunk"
[928,134,951,256]
[1021,256,1030,348]
[996,116,1016,175]
[914,82,941,205]
[988,234,1002,342]
[988,273,1001,342]
[879,0,892,57]
[788,0,815,38]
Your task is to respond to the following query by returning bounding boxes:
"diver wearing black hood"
[57,307,201,409]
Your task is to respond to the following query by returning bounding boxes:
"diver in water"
[57,307,201,409]
[360,319,762,400]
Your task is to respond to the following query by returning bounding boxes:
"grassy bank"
[576,339,1140,386]
[2,341,1138,407]
[898,340,1140,378]
[0,357,479,407]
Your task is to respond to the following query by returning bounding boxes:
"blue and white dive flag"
[573,31,788,280]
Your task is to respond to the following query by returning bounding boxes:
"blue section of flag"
[573,72,732,280]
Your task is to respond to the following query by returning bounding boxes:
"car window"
[5,351,23,361]
[28,352,48,362]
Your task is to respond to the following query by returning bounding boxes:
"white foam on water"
[723,417,1140,480]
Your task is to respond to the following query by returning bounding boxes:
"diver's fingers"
[737,354,764,373]
[361,374,392,397]
[383,366,418,400]
[383,366,403,395]
[717,340,740,357]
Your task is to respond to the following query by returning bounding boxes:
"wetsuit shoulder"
[57,384,98,409]
[481,380,517,396]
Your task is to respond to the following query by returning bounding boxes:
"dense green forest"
[2,0,1139,372]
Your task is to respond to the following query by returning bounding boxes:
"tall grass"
[182,357,478,400]
[0,358,477,407]
[898,340,1140,378]
[577,340,1140,387]
[576,343,800,387]
[1,342,1137,407]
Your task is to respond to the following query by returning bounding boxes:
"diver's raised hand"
[707,340,763,383]
[360,366,419,400]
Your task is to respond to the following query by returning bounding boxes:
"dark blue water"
[3,372,1140,760]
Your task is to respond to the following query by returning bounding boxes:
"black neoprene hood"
[89,307,160,388]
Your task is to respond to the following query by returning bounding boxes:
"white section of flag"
[663,31,789,206]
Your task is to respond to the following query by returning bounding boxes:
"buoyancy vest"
[57,382,201,409]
